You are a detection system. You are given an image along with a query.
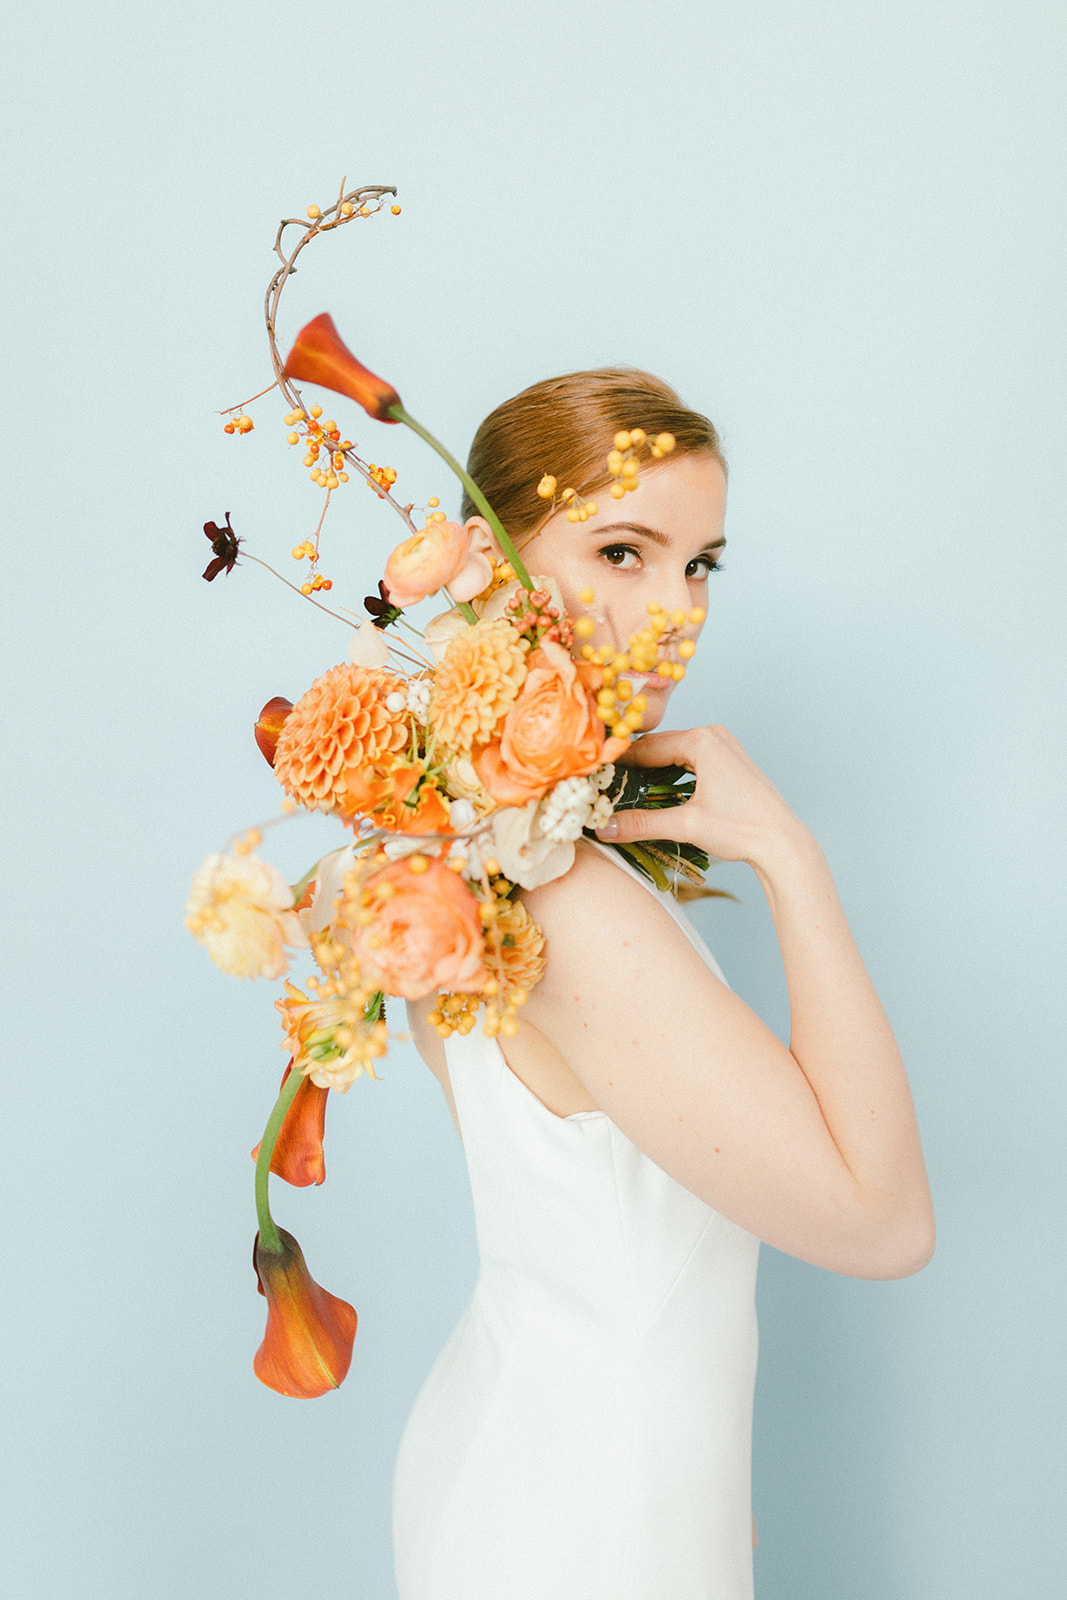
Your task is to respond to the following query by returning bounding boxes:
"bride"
[395,366,935,1600]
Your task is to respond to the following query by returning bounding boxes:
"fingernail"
[595,820,619,840]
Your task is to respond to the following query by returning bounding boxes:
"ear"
[463,515,500,558]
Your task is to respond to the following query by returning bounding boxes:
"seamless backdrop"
[2,3,1065,1598]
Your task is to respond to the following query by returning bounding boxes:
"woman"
[394,368,935,1600]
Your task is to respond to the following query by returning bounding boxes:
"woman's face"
[515,450,727,732]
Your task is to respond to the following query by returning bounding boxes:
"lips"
[621,670,674,691]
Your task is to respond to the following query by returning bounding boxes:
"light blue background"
[3,2,1064,1596]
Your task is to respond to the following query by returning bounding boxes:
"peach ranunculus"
[185,851,309,978]
[383,517,494,609]
[474,638,629,806]
[352,856,488,1000]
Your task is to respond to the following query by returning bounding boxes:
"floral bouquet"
[187,183,714,1398]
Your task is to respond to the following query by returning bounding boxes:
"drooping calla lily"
[255,696,293,767]
[253,1226,357,1398]
[251,1062,328,1187]
[283,313,401,422]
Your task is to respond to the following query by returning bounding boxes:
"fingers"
[616,728,703,770]
[596,803,690,845]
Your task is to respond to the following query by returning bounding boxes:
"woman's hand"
[596,725,809,870]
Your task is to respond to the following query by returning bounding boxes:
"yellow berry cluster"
[606,428,676,499]
[574,599,705,739]
[367,462,398,499]
[536,475,599,523]
[284,403,353,490]
[223,413,254,435]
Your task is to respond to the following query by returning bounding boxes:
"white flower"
[478,573,566,623]
[536,771,617,844]
[442,750,497,815]
[423,608,469,664]
[185,851,309,979]
[347,619,392,668]
[489,800,575,890]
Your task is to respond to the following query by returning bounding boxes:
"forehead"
[586,452,727,545]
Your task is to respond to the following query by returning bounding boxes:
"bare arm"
[521,726,934,1280]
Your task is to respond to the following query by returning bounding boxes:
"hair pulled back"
[461,367,724,544]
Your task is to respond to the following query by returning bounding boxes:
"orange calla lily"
[253,1227,357,1398]
[283,313,401,422]
[251,1062,328,1187]
[255,696,293,767]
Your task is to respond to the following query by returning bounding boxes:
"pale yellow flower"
[430,619,527,752]
[185,852,308,979]
[276,980,388,1092]
[492,898,546,997]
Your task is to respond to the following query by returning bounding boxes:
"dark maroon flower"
[364,580,403,631]
[202,512,242,580]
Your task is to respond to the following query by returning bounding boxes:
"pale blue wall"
[4,2,1064,1596]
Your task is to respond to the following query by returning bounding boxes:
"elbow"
[854,1202,936,1281]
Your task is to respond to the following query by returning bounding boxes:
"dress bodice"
[393,846,759,1600]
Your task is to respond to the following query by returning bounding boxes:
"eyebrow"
[590,521,726,551]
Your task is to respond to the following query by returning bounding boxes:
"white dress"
[393,849,760,1600]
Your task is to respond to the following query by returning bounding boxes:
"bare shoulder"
[521,840,713,1005]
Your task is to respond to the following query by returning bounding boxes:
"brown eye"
[600,545,640,568]
[687,555,723,579]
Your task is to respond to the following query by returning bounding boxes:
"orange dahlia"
[273,663,410,817]
[430,620,527,753]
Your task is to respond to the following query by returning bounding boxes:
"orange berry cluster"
[223,413,254,435]
[290,539,334,595]
[504,585,574,651]
[284,403,352,490]
[367,463,398,499]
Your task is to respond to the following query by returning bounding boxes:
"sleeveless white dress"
[393,849,759,1600]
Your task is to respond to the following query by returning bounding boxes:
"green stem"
[389,403,533,592]
[254,1066,305,1253]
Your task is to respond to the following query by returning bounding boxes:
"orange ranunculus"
[384,520,494,609]
[251,1062,328,1187]
[474,637,629,805]
[353,856,487,1000]
[255,697,294,767]
[282,313,401,423]
[253,1227,357,1398]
